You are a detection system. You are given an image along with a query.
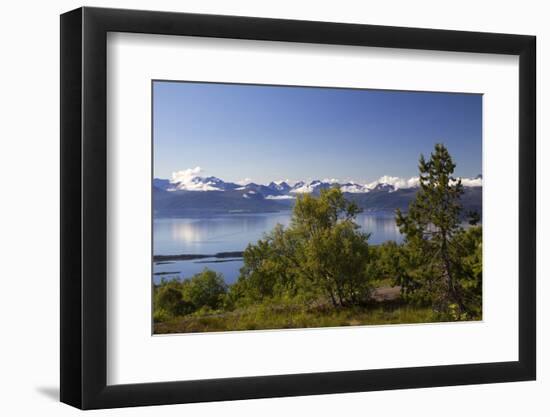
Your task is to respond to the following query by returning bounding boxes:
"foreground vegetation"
[155,299,439,334]
[153,144,482,333]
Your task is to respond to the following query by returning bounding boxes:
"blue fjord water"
[153,211,404,285]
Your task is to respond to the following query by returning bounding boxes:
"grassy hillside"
[154,290,441,334]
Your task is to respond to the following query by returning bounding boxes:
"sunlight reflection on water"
[153,211,403,284]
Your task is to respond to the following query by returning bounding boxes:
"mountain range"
[153,171,482,217]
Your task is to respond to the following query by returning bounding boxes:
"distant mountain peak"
[372,183,395,192]
[289,180,333,194]
[166,167,239,192]
[153,169,482,216]
[268,181,291,193]
[154,169,482,196]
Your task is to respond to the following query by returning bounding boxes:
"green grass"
[153,300,450,334]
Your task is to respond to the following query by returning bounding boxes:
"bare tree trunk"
[327,287,337,307]
[441,231,464,314]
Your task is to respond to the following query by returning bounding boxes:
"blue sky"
[153,81,482,184]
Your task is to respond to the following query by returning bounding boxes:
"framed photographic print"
[60,6,536,409]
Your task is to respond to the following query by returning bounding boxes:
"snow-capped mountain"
[153,169,482,216]
[152,178,171,191]
[168,175,240,192]
[339,182,370,193]
[267,181,292,193]
[290,180,334,194]
[156,168,482,196]
[163,168,240,192]
[237,182,279,196]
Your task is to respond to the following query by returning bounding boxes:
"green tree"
[153,269,229,321]
[372,241,406,284]
[236,188,376,307]
[182,269,228,311]
[301,219,372,306]
[395,143,481,318]
[232,223,299,305]
[153,278,194,321]
[450,226,482,318]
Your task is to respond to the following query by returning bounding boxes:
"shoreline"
[153,251,245,262]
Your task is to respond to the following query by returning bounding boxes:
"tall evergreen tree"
[396,143,472,317]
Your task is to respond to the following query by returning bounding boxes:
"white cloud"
[365,175,420,191]
[365,175,482,191]
[456,177,483,187]
[265,195,296,200]
[170,166,202,183]
[290,183,316,194]
[236,178,253,186]
[169,167,221,191]
[340,183,369,193]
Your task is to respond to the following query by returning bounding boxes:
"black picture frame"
[60,6,536,410]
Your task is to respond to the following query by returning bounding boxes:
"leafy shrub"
[153,270,227,319]
[153,279,194,319]
[181,269,228,311]
[153,307,171,323]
